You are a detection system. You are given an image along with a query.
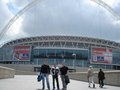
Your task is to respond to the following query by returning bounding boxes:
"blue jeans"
[61,75,67,89]
[41,73,50,90]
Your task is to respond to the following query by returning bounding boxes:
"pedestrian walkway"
[0,75,120,90]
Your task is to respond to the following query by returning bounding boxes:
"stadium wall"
[0,36,120,69]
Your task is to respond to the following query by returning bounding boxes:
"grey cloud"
[0,1,13,31]
[1,0,120,43]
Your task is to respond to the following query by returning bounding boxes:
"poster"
[13,45,31,61]
[91,47,112,64]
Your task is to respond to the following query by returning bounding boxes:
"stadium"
[1,0,120,88]
[0,35,120,70]
[0,0,120,70]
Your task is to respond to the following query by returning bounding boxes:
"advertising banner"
[13,45,31,61]
[91,47,112,64]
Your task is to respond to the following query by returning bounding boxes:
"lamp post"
[46,54,49,64]
[54,52,56,64]
[61,54,65,63]
[72,53,76,69]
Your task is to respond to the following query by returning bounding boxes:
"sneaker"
[99,85,103,88]
[52,88,55,90]
[42,87,45,90]
[62,88,67,90]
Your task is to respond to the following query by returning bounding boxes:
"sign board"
[91,47,112,64]
[13,45,31,61]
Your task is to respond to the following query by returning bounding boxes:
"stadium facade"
[0,36,120,69]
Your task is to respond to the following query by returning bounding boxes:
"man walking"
[87,66,95,88]
[51,64,60,90]
[98,68,105,88]
[40,59,51,90]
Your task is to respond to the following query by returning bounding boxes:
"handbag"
[65,75,70,85]
[103,76,105,80]
[37,74,43,82]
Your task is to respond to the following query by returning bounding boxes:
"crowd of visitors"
[38,59,105,90]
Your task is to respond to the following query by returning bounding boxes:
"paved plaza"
[0,75,120,90]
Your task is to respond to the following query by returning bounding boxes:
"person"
[40,59,51,90]
[98,68,105,88]
[87,66,95,88]
[51,64,60,90]
[60,62,69,90]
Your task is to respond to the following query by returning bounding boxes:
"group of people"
[39,59,69,90]
[87,66,105,88]
[39,59,105,90]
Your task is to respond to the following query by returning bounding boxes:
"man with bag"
[40,59,51,90]
[60,62,69,90]
[98,68,105,88]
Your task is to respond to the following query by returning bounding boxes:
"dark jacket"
[98,70,105,80]
[60,66,68,75]
[40,64,50,74]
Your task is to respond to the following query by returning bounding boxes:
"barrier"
[0,66,15,79]
[69,70,120,87]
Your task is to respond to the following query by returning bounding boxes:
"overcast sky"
[0,0,120,44]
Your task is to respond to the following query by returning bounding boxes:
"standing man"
[87,66,95,88]
[98,68,105,88]
[51,64,60,90]
[60,63,69,90]
[40,59,51,90]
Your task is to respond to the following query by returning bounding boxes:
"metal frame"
[2,36,120,49]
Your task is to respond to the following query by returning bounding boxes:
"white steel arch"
[91,0,120,21]
[1,0,120,43]
[0,0,41,41]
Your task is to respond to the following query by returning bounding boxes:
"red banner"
[91,47,112,64]
[13,45,31,61]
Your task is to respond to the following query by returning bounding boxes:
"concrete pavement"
[0,75,120,90]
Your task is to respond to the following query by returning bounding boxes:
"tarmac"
[0,75,120,90]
